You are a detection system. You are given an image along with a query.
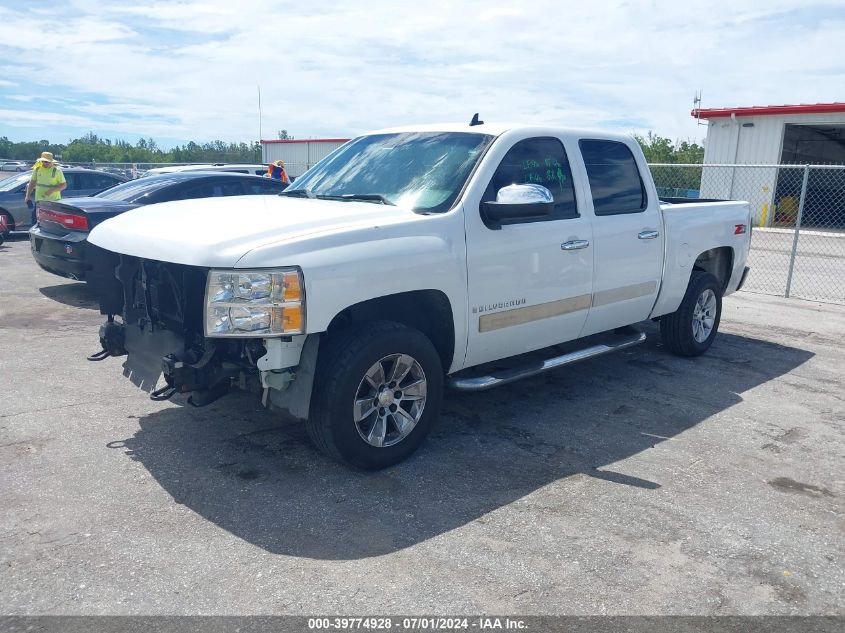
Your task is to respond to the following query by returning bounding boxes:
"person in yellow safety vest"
[24,151,67,226]
[266,159,290,184]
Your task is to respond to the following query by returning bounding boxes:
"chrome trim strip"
[478,293,592,333]
[591,280,657,308]
[476,280,659,333]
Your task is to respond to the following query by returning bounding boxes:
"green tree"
[633,132,704,164]
[49,132,261,165]
[634,132,705,194]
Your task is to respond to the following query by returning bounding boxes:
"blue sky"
[1,0,843,149]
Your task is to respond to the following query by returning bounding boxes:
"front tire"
[307,321,444,469]
[660,271,722,357]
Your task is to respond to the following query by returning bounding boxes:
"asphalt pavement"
[1,236,843,615]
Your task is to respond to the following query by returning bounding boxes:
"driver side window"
[481,136,578,225]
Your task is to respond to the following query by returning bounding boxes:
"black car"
[0,167,127,232]
[30,171,287,281]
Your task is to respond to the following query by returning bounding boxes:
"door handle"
[561,239,590,250]
[638,230,660,240]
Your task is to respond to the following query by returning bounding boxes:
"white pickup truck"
[86,121,751,469]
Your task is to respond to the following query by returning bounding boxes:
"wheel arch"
[692,246,734,293]
[324,290,456,373]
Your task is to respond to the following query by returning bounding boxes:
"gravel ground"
[0,235,843,615]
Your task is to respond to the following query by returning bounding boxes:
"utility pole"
[693,90,705,126]
[257,85,263,162]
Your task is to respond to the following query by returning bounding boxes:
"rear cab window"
[579,139,647,215]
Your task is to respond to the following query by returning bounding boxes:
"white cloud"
[0,0,843,144]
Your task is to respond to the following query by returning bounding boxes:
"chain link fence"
[10,159,843,305]
[650,163,845,305]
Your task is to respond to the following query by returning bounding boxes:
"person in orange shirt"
[266,160,290,184]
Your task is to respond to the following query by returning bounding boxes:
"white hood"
[87,195,411,267]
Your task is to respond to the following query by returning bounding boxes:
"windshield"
[286,132,494,213]
[93,175,186,202]
[0,173,31,192]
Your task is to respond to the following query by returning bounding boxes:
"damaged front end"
[87,247,314,414]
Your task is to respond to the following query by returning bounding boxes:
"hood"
[87,194,418,267]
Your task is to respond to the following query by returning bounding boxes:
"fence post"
[784,164,810,298]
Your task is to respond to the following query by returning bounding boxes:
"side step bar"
[448,330,646,392]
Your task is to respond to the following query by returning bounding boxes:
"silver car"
[0,168,126,231]
[1,161,28,172]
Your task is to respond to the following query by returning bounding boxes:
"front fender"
[235,210,469,372]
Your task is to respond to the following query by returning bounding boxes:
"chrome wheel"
[692,288,717,343]
[353,353,427,448]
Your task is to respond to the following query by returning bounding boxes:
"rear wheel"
[307,321,443,469]
[660,271,722,357]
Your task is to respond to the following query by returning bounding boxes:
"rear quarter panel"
[650,201,752,318]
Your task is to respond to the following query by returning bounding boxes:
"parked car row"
[27,171,288,280]
[1,164,290,248]
[0,168,128,232]
[141,163,269,177]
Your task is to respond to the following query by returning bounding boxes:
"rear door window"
[63,173,81,191]
[75,173,97,190]
[90,173,121,190]
[179,180,244,199]
[74,173,112,191]
[243,179,286,195]
[579,139,647,215]
[76,173,120,192]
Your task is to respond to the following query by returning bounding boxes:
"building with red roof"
[691,103,845,228]
[692,102,845,165]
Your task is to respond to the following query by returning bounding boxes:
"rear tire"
[307,321,443,470]
[660,271,722,357]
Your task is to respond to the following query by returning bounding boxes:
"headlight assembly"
[205,268,305,337]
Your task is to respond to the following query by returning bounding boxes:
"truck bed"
[650,199,752,319]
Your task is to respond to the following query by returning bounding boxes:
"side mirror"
[482,184,554,229]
